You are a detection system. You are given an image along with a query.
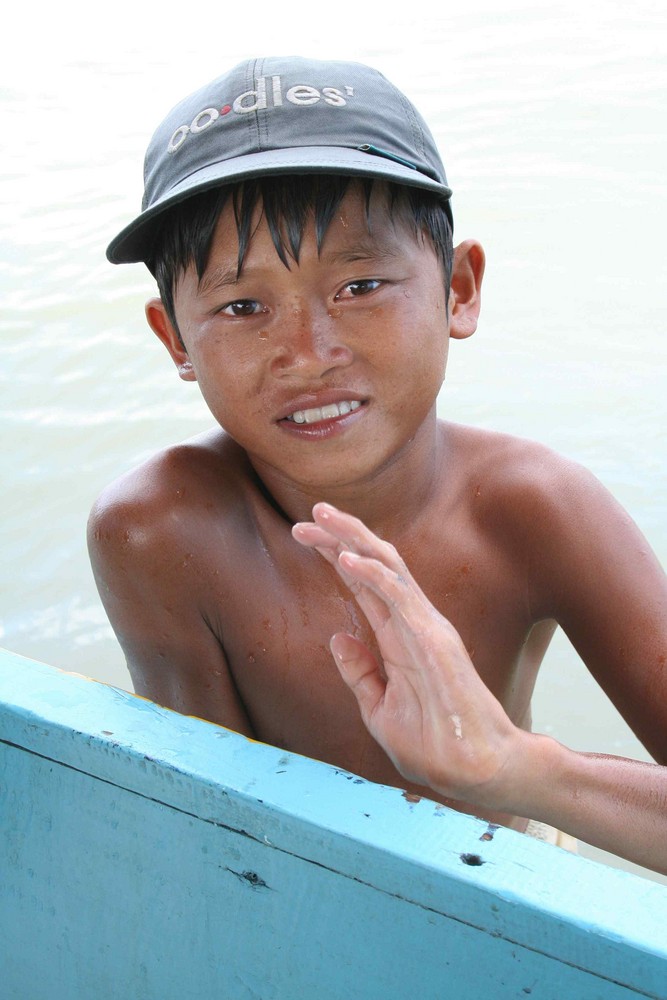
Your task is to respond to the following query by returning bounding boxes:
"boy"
[90,57,667,871]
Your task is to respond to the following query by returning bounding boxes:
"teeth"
[289,399,361,424]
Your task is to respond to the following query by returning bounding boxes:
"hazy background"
[2,0,666,880]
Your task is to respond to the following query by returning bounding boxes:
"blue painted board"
[1,648,666,999]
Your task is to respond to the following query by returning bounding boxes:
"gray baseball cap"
[107,56,453,264]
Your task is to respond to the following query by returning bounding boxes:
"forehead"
[205,181,431,275]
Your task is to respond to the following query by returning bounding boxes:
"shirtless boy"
[90,56,667,873]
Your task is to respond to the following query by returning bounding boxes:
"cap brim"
[106,145,452,264]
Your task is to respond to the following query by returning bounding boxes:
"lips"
[285,399,362,424]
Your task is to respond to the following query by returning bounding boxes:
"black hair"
[145,175,454,337]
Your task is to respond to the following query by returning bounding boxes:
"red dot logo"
[220,105,232,115]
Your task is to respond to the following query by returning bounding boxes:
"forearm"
[473,731,667,874]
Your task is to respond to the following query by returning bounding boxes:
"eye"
[335,279,382,300]
[220,299,265,317]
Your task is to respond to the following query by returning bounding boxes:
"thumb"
[330,632,386,727]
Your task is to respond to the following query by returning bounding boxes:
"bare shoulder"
[87,427,255,634]
[442,419,665,621]
[444,422,626,532]
[88,429,251,559]
[444,423,667,759]
[87,429,257,733]
[445,420,584,485]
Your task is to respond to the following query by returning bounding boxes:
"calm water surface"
[2,0,666,878]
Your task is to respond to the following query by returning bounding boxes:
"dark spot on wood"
[227,868,271,890]
[460,853,485,866]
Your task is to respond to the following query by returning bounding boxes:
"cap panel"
[108,57,453,264]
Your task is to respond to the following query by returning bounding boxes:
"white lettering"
[168,125,190,153]
[233,76,267,113]
[166,77,353,153]
[286,85,321,106]
[190,108,219,133]
[322,87,346,107]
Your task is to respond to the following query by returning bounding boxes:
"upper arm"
[87,474,255,738]
[516,454,667,762]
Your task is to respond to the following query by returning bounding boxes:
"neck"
[249,415,446,539]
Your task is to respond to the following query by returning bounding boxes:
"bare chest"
[204,529,547,776]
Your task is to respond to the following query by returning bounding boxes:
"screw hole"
[460,853,485,866]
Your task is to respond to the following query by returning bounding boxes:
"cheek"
[397,310,450,379]
[187,353,267,432]
[189,334,264,391]
[407,332,449,411]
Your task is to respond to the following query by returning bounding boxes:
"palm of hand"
[293,504,519,803]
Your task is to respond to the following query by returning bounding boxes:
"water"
[2,0,666,879]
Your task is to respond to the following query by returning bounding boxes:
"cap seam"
[250,57,268,152]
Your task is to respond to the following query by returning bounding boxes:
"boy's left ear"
[448,240,485,340]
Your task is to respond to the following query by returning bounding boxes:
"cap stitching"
[396,90,425,159]
[252,57,268,152]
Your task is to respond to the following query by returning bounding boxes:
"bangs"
[146,175,453,336]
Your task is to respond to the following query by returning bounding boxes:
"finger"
[337,549,428,625]
[292,521,340,550]
[292,517,386,598]
[291,523,361,599]
[330,632,386,730]
[336,550,458,673]
[312,505,414,624]
[294,505,416,634]
[312,503,407,570]
[335,551,394,631]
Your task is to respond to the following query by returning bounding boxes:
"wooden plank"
[1,648,666,999]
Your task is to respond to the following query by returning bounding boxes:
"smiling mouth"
[283,400,362,424]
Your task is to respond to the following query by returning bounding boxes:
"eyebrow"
[322,237,404,266]
[197,265,241,297]
[196,234,405,296]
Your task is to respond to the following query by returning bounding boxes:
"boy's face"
[149,184,473,493]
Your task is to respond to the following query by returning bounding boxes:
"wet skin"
[89,186,667,832]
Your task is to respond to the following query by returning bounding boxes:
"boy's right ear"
[145,298,197,381]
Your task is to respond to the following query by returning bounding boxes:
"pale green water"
[2,0,666,879]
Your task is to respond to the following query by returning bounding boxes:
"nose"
[269,304,354,378]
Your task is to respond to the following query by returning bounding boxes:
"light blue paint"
[1,648,666,999]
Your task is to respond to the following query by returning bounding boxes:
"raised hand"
[292,503,525,807]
